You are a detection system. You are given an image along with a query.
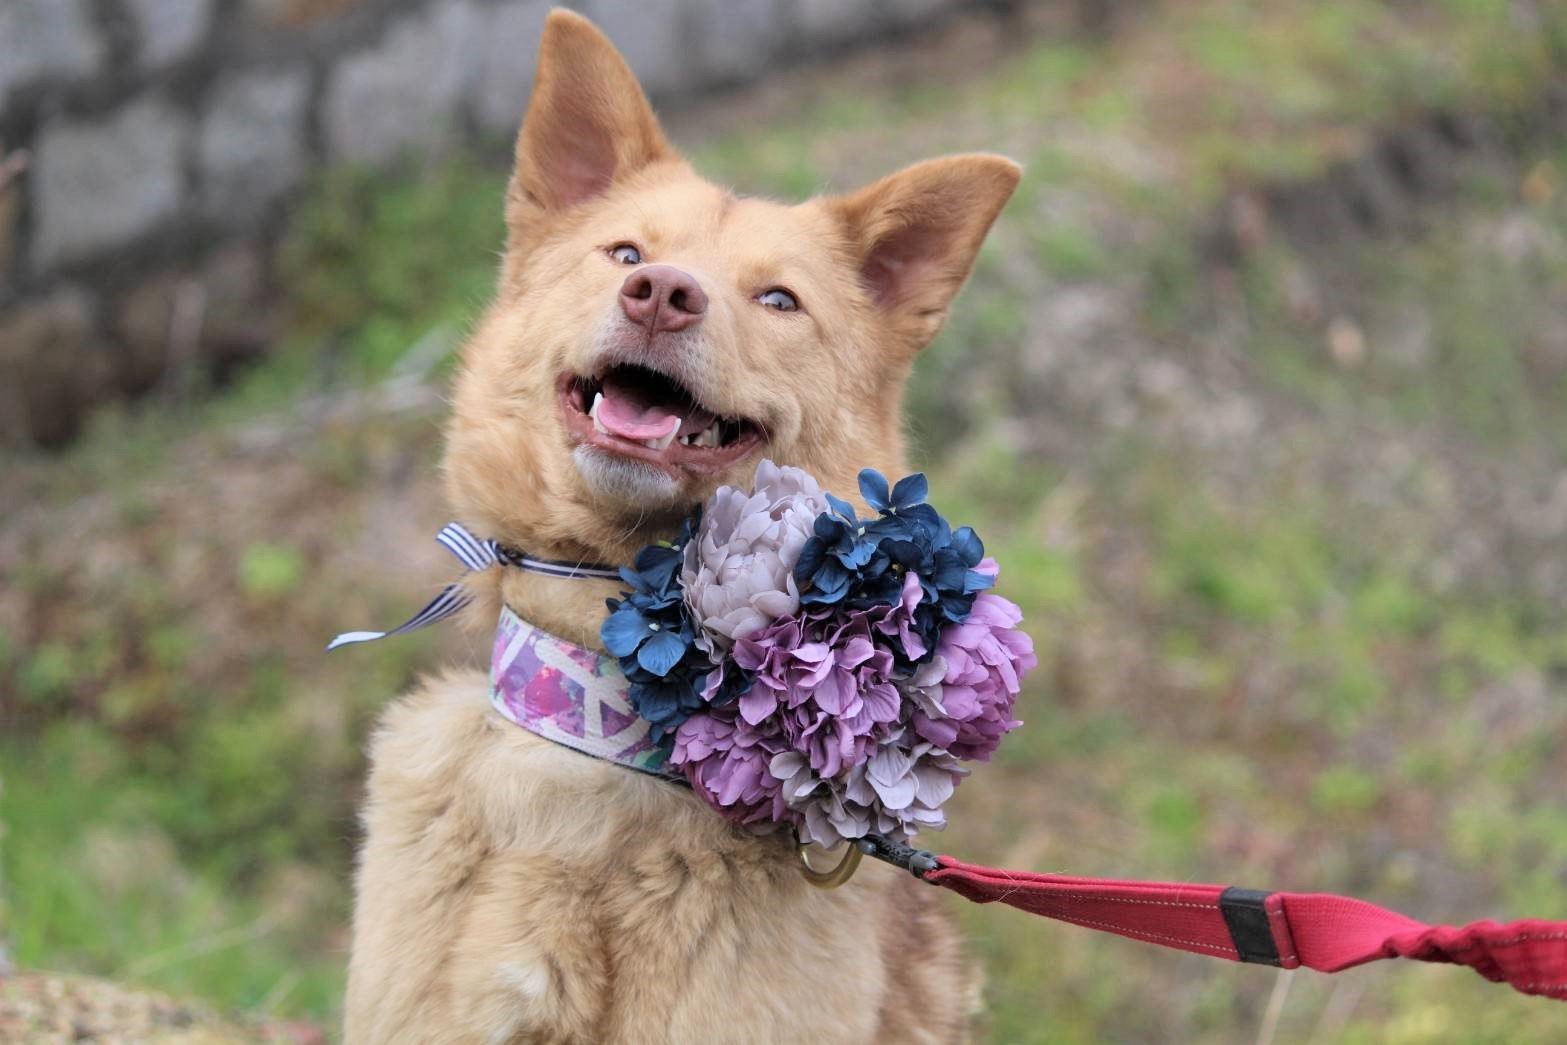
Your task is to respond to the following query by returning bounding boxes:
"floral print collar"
[489,604,676,777]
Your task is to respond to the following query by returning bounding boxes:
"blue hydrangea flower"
[793,469,994,662]
[857,470,943,542]
[601,515,739,741]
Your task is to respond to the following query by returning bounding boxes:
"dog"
[344,10,1020,1042]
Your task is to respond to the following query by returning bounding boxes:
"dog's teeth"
[643,431,677,451]
[695,424,720,448]
[591,395,609,435]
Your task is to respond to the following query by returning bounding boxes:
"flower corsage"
[602,460,1036,847]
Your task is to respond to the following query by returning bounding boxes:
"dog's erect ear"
[507,10,676,227]
[828,154,1022,352]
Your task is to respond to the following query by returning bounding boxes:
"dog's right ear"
[505,10,677,249]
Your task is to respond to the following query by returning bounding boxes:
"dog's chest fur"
[345,670,977,1043]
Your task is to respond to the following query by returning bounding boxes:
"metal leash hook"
[797,833,940,888]
[797,840,863,888]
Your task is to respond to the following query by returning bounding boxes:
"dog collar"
[327,522,619,650]
[490,604,676,776]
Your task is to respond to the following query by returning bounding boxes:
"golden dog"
[345,10,1020,1042]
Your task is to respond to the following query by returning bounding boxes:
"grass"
[4,0,1567,1037]
[931,435,1567,1039]
[269,161,507,388]
[1208,158,1567,457]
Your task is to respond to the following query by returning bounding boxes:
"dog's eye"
[757,288,799,312]
[609,243,643,265]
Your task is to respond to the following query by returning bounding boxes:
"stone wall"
[0,0,990,447]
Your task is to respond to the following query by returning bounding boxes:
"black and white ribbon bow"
[326,522,621,650]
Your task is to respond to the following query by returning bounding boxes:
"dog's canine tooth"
[590,393,611,435]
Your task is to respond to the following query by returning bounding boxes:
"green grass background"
[5,1,1567,1039]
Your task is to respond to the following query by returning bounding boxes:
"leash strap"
[918,854,1567,1001]
[327,522,619,650]
[332,526,1567,1003]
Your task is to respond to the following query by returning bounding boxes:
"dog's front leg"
[346,678,617,1044]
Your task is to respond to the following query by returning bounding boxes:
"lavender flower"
[771,733,967,847]
[732,611,903,778]
[910,582,1036,761]
[682,461,831,657]
[671,704,790,829]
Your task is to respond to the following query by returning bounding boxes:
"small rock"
[1326,315,1367,370]
[1228,191,1269,253]
[1521,159,1558,208]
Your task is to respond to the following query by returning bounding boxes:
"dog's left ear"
[828,154,1022,353]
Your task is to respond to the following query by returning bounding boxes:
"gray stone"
[323,2,483,165]
[0,0,105,106]
[693,0,784,84]
[199,67,310,218]
[241,0,357,30]
[31,99,189,270]
[590,0,691,97]
[885,0,956,25]
[793,0,880,42]
[472,0,548,138]
[127,0,215,69]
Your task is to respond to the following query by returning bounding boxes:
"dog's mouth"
[559,364,764,476]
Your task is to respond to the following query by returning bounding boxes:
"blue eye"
[609,243,642,264]
[758,288,799,312]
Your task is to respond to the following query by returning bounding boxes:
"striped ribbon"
[326,522,621,650]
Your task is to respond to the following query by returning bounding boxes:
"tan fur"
[347,10,1019,1042]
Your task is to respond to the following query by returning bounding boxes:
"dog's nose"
[619,264,707,333]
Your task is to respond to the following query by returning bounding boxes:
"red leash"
[856,837,1567,1001]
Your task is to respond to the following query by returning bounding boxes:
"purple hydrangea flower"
[909,580,1036,761]
[671,703,791,829]
[732,610,904,778]
[771,731,968,847]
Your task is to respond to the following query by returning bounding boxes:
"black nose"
[620,264,708,333]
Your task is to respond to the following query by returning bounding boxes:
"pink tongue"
[596,374,716,441]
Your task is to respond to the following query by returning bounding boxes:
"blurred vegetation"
[4,0,1567,1038]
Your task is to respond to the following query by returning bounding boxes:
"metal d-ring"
[797,839,863,889]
